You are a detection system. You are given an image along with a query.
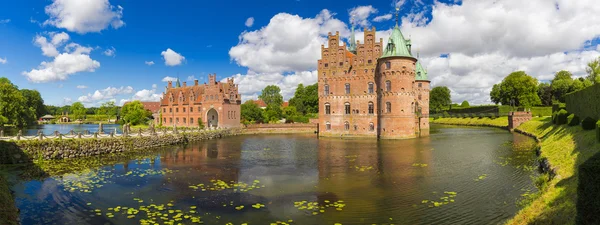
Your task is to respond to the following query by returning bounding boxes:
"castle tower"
[415,61,430,135]
[375,8,420,139]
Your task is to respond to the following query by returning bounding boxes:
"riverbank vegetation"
[506,117,600,225]
[430,116,508,128]
[241,84,318,124]
[0,78,46,127]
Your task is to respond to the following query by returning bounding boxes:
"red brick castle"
[318,16,430,139]
[159,74,241,128]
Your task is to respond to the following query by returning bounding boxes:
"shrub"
[597,121,600,142]
[567,114,580,126]
[566,83,600,121]
[556,109,569,125]
[442,112,450,118]
[582,117,598,130]
[577,152,600,224]
[552,112,557,124]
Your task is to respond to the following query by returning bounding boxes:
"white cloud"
[161,48,185,66]
[229,9,348,74]
[145,61,154,66]
[131,89,162,102]
[43,0,125,34]
[0,19,10,24]
[226,70,317,102]
[245,17,255,27]
[76,85,88,89]
[161,76,178,82]
[394,0,407,8]
[349,5,377,27]
[103,46,116,57]
[0,57,6,64]
[187,75,196,81]
[23,33,100,83]
[77,86,134,105]
[373,14,392,22]
[152,84,157,89]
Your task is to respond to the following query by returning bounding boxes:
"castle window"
[345,102,351,115]
[386,80,391,92]
[324,63,328,67]
[326,122,331,130]
[164,118,166,123]
[368,102,374,114]
[324,85,329,96]
[364,69,368,74]
[353,70,356,75]
[176,118,179,124]
[325,103,331,115]
[368,82,374,93]
[344,121,350,131]
[354,125,358,131]
[339,62,343,66]
[322,72,326,76]
[183,118,186,124]
[418,83,422,88]
[163,108,166,113]
[386,102,391,113]
[385,62,391,69]
[176,108,179,113]
[169,97,173,102]
[169,108,172,113]
[190,117,194,125]
[190,107,193,112]
[183,107,186,113]
[368,60,372,64]
[169,118,172,123]
[345,83,350,94]
[198,107,201,112]
[369,123,374,131]
[332,71,335,75]
[419,94,422,100]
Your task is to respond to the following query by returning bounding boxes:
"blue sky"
[1,0,599,106]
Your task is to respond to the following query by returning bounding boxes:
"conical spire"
[349,25,357,53]
[415,61,428,81]
[176,76,181,88]
[381,7,414,59]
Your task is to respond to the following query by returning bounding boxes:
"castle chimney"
[168,81,172,88]
[194,79,199,86]
[183,82,187,87]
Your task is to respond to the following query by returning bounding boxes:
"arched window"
[324,84,329,96]
[354,125,358,131]
[345,102,351,115]
[386,80,391,92]
[190,117,194,125]
[325,103,331,115]
[326,122,331,130]
[324,63,329,67]
[344,121,350,130]
[386,102,391,113]
[418,83,422,88]
[345,83,350,94]
[368,102,374,114]
[368,82,374,93]
[369,122,375,131]
[385,61,391,69]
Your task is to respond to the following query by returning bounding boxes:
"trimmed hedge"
[567,114,580,126]
[552,103,566,113]
[447,106,499,114]
[566,84,600,121]
[597,121,600,142]
[582,117,598,130]
[556,109,569,125]
[577,152,600,224]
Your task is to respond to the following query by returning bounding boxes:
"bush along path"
[506,117,600,225]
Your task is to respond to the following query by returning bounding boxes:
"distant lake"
[2,124,123,136]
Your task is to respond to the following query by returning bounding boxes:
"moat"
[4,125,538,225]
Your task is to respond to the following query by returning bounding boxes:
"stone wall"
[508,111,532,130]
[0,129,240,164]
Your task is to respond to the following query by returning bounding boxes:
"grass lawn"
[506,117,600,225]
[429,116,509,128]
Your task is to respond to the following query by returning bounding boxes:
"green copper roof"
[176,78,181,88]
[415,61,428,81]
[348,26,357,53]
[381,25,413,59]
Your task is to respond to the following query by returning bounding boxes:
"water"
[4,125,538,225]
[2,124,123,136]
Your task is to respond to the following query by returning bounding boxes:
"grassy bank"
[0,172,18,225]
[430,116,508,128]
[506,117,600,225]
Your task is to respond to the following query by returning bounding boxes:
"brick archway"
[207,108,218,128]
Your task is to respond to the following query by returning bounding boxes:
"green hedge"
[566,84,600,121]
[597,121,600,142]
[556,109,569,125]
[567,114,580,126]
[552,103,566,113]
[577,152,600,224]
[582,117,597,130]
[447,106,499,114]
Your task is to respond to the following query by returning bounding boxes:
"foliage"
[288,83,318,115]
[70,102,86,120]
[158,111,163,126]
[429,116,508,128]
[264,104,282,122]
[586,57,600,84]
[552,103,566,113]
[567,114,580,126]
[537,83,553,106]
[120,101,151,125]
[0,77,39,127]
[460,100,469,107]
[565,83,600,121]
[282,106,298,120]
[197,117,204,129]
[20,89,46,119]
[241,100,265,124]
[577,152,600,224]
[446,105,499,114]
[550,70,574,102]
[429,86,451,113]
[490,71,541,107]
[259,85,283,108]
[556,109,569,125]
[582,117,597,130]
[98,101,118,121]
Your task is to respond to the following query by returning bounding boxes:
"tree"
[537,83,553,106]
[550,70,574,102]
[120,100,151,125]
[241,100,265,124]
[98,101,118,121]
[71,102,86,120]
[282,106,298,121]
[571,79,585,93]
[20,89,45,118]
[586,57,600,84]
[0,78,28,127]
[490,71,541,107]
[264,104,283,122]
[259,85,283,108]
[197,117,205,129]
[289,83,319,115]
[460,101,470,107]
[289,84,306,114]
[429,86,451,113]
